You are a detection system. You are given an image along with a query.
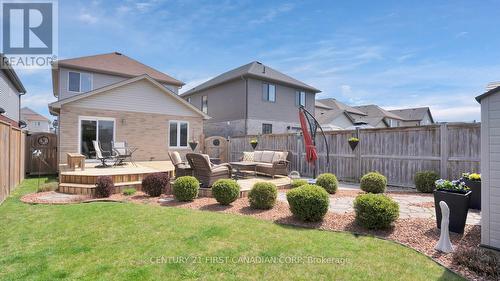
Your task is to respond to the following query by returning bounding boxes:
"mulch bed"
[21,191,90,205]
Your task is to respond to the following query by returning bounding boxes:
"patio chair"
[92,140,116,168]
[112,141,133,166]
[168,151,193,177]
[186,153,232,188]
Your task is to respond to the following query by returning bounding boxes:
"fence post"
[440,123,449,179]
[356,127,362,181]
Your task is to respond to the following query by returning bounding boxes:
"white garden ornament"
[435,201,454,253]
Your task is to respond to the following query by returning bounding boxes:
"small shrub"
[315,173,339,194]
[142,172,170,197]
[354,194,399,229]
[360,172,387,193]
[452,247,499,279]
[286,184,329,222]
[37,182,58,193]
[291,179,308,188]
[249,182,277,209]
[95,176,115,198]
[414,171,439,193]
[212,179,240,205]
[123,188,137,196]
[173,176,199,201]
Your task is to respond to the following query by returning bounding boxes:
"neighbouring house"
[315,98,368,130]
[180,61,321,137]
[20,107,51,132]
[476,84,500,251]
[48,52,209,164]
[388,107,434,126]
[0,54,26,127]
[315,98,434,129]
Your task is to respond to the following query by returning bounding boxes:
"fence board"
[0,121,26,204]
[228,123,481,187]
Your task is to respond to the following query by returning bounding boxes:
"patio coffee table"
[230,162,257,179]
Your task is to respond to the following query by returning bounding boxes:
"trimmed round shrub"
[291,179,308,189]
[142,172,170,197]
[315,173,339,194]
[415,171,439,193]
[249,182,277,209]
[286,184,329,222]
[212,179,240,205]
[360,172,387,193]
[354,194,399,229]
[172,176,199,201]
[95,176,114,198]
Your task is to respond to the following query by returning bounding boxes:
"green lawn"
[0,178,463,281]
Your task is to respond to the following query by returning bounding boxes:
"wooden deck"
[58,160,291,198]
[59,161,174,196]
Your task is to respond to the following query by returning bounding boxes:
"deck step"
[59,181,142,189]
[58,181,143,196]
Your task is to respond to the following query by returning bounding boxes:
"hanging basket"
[189,141,198,151]
[250,142,258,150]
[348,140,359,151]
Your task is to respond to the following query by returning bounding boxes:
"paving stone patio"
[277,182,481,225]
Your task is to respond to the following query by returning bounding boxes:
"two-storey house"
[180,61,321,137]
[20,107,51,132]
[48,52,209,164]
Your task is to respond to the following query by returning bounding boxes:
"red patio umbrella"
[299,109,318,165]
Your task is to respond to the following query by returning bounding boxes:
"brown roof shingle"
[54,52,184,86]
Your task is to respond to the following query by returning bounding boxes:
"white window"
[201,96,208,114]
[68,71,92,93]
[296,91,306,107]
[187,97,192,104]
[262,123,272,134]
[262,83,276,102]
[169,121,189,148]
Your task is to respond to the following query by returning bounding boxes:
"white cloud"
[78,12,98,24]
[250,3,294,25]
[22,93,56,110]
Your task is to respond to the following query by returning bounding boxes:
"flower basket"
[250,139,258,150]
[348,137,359,151]
[188,141,198,151]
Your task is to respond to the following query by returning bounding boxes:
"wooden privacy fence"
[0,120,26,204]
[229,123,480,187]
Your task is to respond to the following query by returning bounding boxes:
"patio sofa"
[240,150,291,178]
[186,153,232,188]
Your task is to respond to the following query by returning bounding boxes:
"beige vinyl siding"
[68,79,199,117]
[0,70,20,122]
[481,92,500,249]
[59,67,179,100]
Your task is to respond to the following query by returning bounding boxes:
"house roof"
[316,109,347,124]
[349,115,387,127]
[315,100,332,109]
[181,61,321,96]
[48,74,210,119]
[316,98,367,116]
[54,52,184,86]
[388,107,434,123]
[21,107,49,122]
[353,105,405,120]
[0,54,26,93]
[476,84,500,103]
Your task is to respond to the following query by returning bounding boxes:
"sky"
[14,0,500,122]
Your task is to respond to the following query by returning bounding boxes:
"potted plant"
[250,138,258,150]
[348,137,359,150]
[188,140,198,151]
[434,179,471,233]
[461,172,481,210]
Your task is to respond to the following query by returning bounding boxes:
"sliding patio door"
[80,117,115,159]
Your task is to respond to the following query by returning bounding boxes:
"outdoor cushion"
[253,151,263,162]
[170,151,182,165]
[212,165,229,175]
[272,152,285,163]
[201,154,213,167]
[261,151,275,163]
[243,152,254,162]
[256,163,273,168]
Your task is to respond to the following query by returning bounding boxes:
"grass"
[0,177,463,281]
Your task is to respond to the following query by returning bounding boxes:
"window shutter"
[295,91,300,106]
[262,83,268,100]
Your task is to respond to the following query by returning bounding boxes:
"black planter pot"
[348,140,359,151]
[188,142,198,151]
[463,179,481,210]
[434,190,471,234]
[250,142,258,150]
